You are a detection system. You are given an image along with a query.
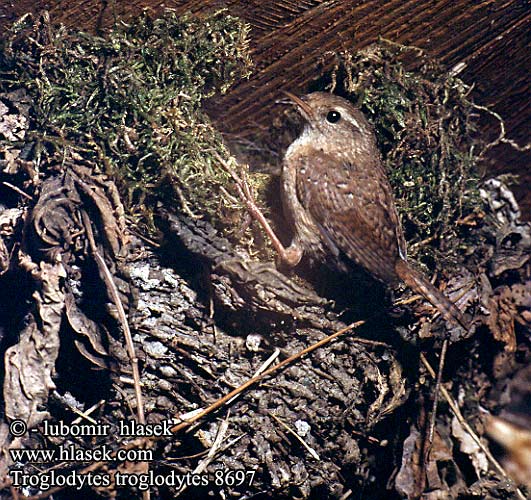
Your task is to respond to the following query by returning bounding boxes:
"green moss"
[1,10,252,234]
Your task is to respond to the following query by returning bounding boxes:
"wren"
[279,91,466,329]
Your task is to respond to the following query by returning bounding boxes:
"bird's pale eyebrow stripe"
[348,117,361,129]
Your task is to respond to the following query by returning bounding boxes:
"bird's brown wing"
[295,149,405,283]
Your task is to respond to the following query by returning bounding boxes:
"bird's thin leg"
[215,153,302,268]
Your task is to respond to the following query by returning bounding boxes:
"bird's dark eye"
[326,110,341,123]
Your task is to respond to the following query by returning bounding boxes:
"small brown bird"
[278,91,466,329]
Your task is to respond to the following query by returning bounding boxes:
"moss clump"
[0,10,252,234]
[311,42,481,265]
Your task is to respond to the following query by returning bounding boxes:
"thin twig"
[2,181,33,201]
[171,321,365,433]
[174,182,202,219]
[214,151,293,262]
[126,224,161,248]
[420,353,526,500]
[175,415,231,497]
[55,391,104,426]
[81,210,149,500]
[227,349,280,405]
[81,210,146,425]
[474,103,531,159]
[427,338,448,444]
[270,412,320,460]
[393,294,423,306]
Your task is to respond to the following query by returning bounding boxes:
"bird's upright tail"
[395,259,468,331]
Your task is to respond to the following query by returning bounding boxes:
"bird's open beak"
[282,91,315,123]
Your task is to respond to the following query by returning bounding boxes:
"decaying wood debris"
[0,9,530,500]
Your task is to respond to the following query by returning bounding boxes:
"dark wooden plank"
[0,0,529,214]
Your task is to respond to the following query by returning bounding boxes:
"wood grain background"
[1,0,529,216]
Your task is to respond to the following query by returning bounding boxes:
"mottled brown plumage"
[281,91,466,328]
